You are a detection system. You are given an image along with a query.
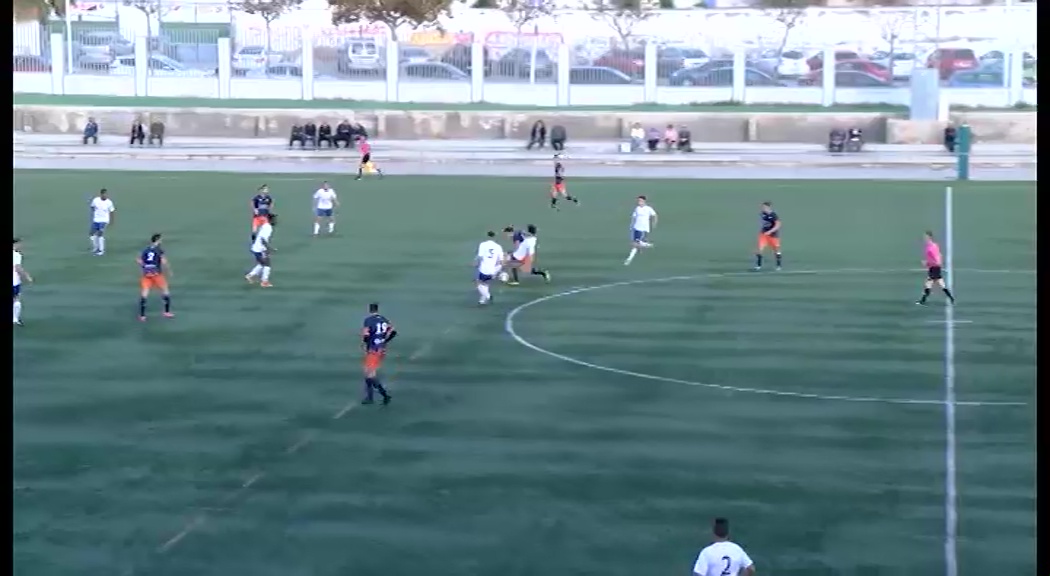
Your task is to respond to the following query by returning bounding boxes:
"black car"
[440,43,491,75]
[834,71,894,87]
[495,48,555,79]
[668,66,780,87]
[568,66,633,85]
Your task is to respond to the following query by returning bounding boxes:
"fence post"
[471,42,484,103]
[217,36,231,99]
[956,124,971,181]
[301,28,314,101]
[385,40,399,102]
[732,49,745,102]
[134,35,148,97]
[556,42,570,106]
[643,42,656,103]
[820,45,834,107]
[50,32,65,95]
[1007,48,1024,106]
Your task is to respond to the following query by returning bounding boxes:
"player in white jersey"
[502,225,550,284]
[312,181,340,236]
[624,195,657,266]
[692,518,755,576]
[13,238,33,327]
[245,213,277,287]
[475,231,505,305]
[88,188,116,256]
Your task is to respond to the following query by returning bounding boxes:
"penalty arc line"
[503,268,1031,407]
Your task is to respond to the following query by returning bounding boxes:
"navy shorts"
[476,272,494,283]
[13,284,21,298]
[316,208,333,217]
[252,250,269,265]
[90,222,107,234]
[631,229,648,242]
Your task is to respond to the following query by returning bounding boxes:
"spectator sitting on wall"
[646,127,660,152]
[663,124,678,151]
[130,119,146,146]
[550,124,566,151]
[83,117,99,145]
[677,125,693,152]
[334,120,353,148]
[289,124,307,148]
[318,121,334,148]
[351,122,368,141]
[303,121,318,149]
[944,126,957,153]
[527,120,547,150]
[629,122,645,152]
[827,128,847,153]
[148,120,165,146]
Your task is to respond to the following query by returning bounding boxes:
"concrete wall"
[13,105,1037,144]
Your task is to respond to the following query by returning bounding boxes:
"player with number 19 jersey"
[360,302,396,405]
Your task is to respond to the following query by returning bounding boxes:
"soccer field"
[13,171,1036,576]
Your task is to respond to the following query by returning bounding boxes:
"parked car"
[593,48,683,78]
[402,62,469,81]
[978,50,1037,66]
[660,47,710,69]
[232,46,280,74]
[871,52,918,79]
[758,48,809,78]
[73,31,134,65]
[568,66,633,84]
[13,55,50,72]
[495,48,555,79]
[800,70,894,87]
[263,64,306,78]
[110,54,214,77]
[802,59,892,84]
[668,66,780,87]
[947,66,1035,88]
[400,46,432,64]
[806,50,860,71]
[926,48,979,80]
[337,39,382,74]
[440,43,491,75]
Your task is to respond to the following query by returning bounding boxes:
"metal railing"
[13,28,1037,107]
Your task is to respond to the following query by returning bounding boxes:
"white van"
[338,39,383,74]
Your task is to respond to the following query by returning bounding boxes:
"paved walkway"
[13,134,1036,167]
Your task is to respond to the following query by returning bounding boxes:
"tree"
[328,0,453,38]
[586,0,656,50]
[123,0,168,53]
[233,0,304,55]
[500,0,554,38]
[759,0,818,79]
[13,0,72,21]
[876,10,915,78]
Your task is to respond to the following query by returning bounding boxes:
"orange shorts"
[758,234,781,251]
[551,182,566,196]
[513,255,533,269]
[363,351,385,372]
[140,274,168,291]
[252,215,268,230]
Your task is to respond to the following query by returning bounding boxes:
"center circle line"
[504,267,1032,408]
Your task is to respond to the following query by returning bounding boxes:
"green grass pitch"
[13,171,1036,576]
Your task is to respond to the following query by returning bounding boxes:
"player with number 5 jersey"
[475,231,505,305]
[312,181,339,236]
[137,234,173,321]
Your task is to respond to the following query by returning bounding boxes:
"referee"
[692,517,755,576]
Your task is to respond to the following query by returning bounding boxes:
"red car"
[806,50,860,72]
[926,48,979,80]
[800,59,891,84]
[594,49,647,77]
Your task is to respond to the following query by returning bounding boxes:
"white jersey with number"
[314,188,338,209]
[513,235,537,260]
[90,197,115,223]
[252,223,273,253]
[631,205,657,232]
[476,240,505,276]
[693,541,753,576]
[13,251,23,287]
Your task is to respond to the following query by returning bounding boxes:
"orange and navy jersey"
[361,313,393,353]
[760,211,780,237]
[252,194,274,216]
[554,161,565,184]
[139,245,164,276]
